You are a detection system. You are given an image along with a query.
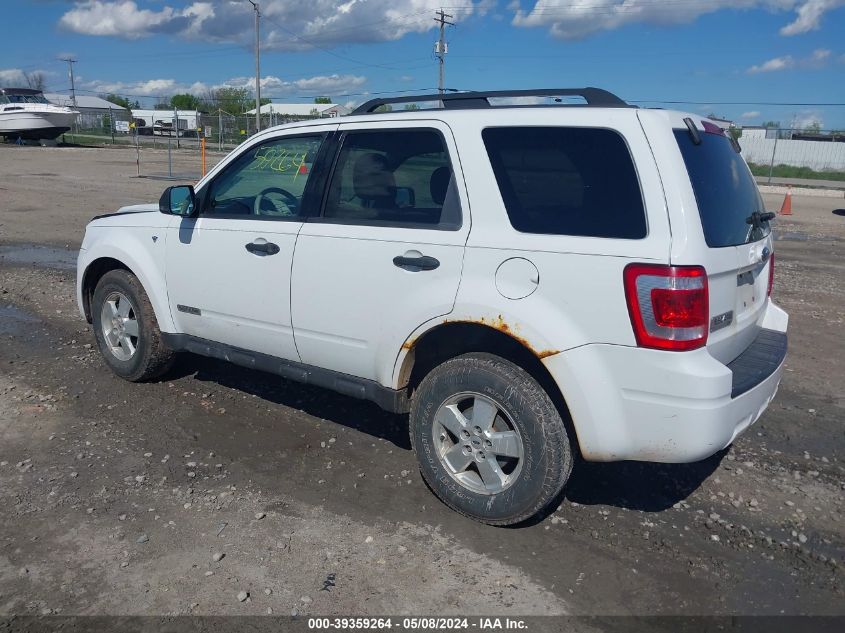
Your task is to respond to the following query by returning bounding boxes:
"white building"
[130,109,204,136]
[739,127,772,140]
[45,93,128,128]
[246,103,349,118]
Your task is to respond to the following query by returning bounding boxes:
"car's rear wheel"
[410,353,573,525]
[91,269,175,382]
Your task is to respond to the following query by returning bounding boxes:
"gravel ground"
[0,145,843,619]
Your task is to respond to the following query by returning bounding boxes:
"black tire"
[91,269,176,382]
[410,353,573,526]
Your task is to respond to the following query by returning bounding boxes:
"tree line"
[102,89,334,113]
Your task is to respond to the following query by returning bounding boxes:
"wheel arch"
[396,321,582,455]
[81,257,131,322]
[80,252,174,332]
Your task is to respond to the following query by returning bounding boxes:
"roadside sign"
[204,126,212,138]
[115,120,130,133]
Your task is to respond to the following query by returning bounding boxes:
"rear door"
[290,120,469,385]
[669,117,773,363]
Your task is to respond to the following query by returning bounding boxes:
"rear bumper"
[543,301,788,463]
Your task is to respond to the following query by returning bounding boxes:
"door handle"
[245,241,280,256]
[393,254,440,271]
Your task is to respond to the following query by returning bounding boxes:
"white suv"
[77,88,788,525]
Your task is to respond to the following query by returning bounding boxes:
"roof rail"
[352,87,629,115]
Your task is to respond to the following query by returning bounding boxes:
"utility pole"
[61,57,77,108]
[247,0,261,132]
[434,9,454,95]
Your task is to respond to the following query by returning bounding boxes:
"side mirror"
[394,186,415,209]
[159,185,196,217]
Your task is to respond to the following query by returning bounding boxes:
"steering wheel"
[254,187,299,216]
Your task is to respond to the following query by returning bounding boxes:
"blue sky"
[2,1,844,128]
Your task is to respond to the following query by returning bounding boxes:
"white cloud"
[0,69,28,85]
[58,1,483,50]
[747,48,833,73]
[219,73,367,96]
[0,67,56,89]
[809,48,832,62]
[79,73,367,98]
[511,1,844,40]
[741,111,762,119]
[780,0,845,35]
[792,110,824,128]
[59,1,189,38]
[80,77,209,96]
[747,55,795,73]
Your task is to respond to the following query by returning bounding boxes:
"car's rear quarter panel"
[448,109,672,354]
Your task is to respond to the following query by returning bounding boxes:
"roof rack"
[352,87,629,115]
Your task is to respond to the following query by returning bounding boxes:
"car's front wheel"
[410,353,573,525]
[91,269,175,382]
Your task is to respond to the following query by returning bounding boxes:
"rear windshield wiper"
[746,210,775,228]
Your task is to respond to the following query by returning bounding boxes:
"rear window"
[482,127,647,239]
[674,129,769,247]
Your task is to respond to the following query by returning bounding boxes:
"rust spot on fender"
[438,315,560,360]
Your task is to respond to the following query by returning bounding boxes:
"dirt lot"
[0,145,843,622]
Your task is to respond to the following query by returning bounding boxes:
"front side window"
[204,134,324,219]
[482,127,647,239]
[322,129,461,229]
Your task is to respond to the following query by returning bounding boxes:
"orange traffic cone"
[779,187,793,216]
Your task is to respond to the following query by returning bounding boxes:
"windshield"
[5,94,49,104]
[674,129,769,247]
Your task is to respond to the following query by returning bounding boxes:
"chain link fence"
[61,109,325,151]
[46,113,845,187]
[53,108,331,179]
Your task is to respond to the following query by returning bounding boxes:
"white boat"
[0,87,79,140]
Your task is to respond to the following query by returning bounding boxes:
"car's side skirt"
[161,333,410,414]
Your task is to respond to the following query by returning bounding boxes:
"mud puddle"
[0,303,41,335]
[0,244,77,270]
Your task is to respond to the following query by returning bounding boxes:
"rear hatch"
[673,121,773,364]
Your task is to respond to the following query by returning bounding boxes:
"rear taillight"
[767,253,775,297]
[624,264,709,351]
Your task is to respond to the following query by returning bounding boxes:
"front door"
[165,130,330,360]
[290,121,469,385]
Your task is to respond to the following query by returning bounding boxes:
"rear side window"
[674,129,769,247]
[482,127,646,239]
[322,129,461,229]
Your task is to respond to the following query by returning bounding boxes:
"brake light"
[767,253,775,297]
[624,264,709,351]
